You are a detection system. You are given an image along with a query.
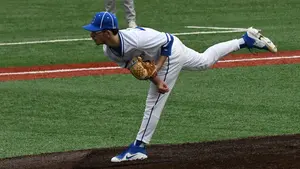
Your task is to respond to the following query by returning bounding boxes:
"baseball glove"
[128,56,157,80]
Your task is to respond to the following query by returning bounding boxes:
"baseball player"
[105,0,137,28]
[82,12,277,162]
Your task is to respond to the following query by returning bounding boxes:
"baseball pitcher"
[83,12,277,162]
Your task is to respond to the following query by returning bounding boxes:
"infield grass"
[1,64,300,158]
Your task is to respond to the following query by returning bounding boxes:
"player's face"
[90,31,110,45]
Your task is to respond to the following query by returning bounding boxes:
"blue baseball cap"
[83,12,118,32]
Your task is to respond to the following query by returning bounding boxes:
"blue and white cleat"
[111,143,148,162]
[243,27,277,53]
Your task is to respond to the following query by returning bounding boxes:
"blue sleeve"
[160,33,174,57]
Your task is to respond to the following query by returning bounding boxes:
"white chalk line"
[219,55,300,62]
[0,30,245,46]
[185,26,247,30]
[1,56,299,76]
[172,30,245,35]
[185,26,262,32]
[0,38,91,46]
[0,67,122,76]
[0,26,247,46]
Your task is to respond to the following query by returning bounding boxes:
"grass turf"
[1,0,300,66]
[1,64,299,158]
[1,0,300,159]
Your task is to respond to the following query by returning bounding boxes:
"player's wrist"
[149,76,161,85]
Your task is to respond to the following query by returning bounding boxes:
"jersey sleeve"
[136,28,174,57]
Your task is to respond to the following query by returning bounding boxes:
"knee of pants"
[199,54,219,69]
[184,59,211,70]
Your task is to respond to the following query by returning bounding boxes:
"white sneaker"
[242,27,277,53]
[111,143,148,162]
[128,21,137,28]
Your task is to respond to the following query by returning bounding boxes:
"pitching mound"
[1,134,299,169]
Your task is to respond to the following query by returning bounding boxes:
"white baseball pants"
[136,36,240,143]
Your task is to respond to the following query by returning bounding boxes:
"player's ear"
[104,30,112,38]
[109,30,115,36]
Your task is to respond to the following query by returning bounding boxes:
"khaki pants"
[104,0,136,23]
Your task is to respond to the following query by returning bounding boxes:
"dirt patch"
[1,50,300,81]
[1,134,299,169]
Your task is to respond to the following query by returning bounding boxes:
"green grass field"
[1,0,300,158]
[1,0,300,67]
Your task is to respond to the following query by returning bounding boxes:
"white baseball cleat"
[242,27,277,53]
[111,143,148,162]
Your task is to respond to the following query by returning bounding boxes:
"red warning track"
[1,50,300,81]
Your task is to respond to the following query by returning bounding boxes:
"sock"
[238,38,247,48]
[134,140,145,147]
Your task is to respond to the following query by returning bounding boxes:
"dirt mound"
[1,134,300,169]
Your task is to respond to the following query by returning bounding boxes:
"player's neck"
[106,33,120,48]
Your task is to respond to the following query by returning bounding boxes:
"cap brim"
[82,24,102,32]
